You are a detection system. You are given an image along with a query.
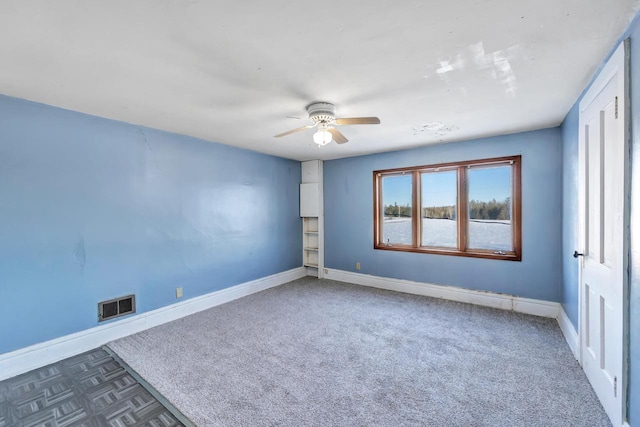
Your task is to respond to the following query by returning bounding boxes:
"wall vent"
[98,294,136,322]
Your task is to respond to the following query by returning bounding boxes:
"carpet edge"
[0,266,307,381]
[325,268,561,318]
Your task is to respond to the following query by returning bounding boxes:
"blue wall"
[0,95,301,355]
[324,128,562,301]
[560,14,640,423]
[560,104,580,328]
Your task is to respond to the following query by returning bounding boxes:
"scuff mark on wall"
[153,228,196,275]
[73,236,86,276]
[138,129,163,172]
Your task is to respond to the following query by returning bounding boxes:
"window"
[373,156,521,260]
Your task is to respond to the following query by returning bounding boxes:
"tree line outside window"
[385,197,511,221]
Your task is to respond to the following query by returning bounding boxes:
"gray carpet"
[108,277,610,426]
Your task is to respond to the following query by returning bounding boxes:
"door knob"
[573,251,584,258]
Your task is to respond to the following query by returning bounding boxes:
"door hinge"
[614,376,617,397]
[615,96,619,119]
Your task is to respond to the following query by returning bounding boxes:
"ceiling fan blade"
[335,117,380,125]
[328,127,349,144]
[274,124,315,138]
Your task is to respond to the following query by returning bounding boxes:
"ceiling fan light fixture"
[274,101,379,146]
[313,129,332,146]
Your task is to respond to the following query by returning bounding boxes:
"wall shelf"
[303,217,319,272]
[301,160,323,278]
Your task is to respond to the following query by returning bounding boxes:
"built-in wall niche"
[303,217,319,268]
[300,160,323,277]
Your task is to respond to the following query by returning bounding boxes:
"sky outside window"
[383,167,511,205]
[381,174,412,245]
[422,171,457,247]
[468,165,512,250]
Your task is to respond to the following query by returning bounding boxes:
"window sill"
[373,244,521,261]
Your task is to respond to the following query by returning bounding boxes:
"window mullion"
[412,170,420,248]
[373,173,381,247]
[457,166,468,252]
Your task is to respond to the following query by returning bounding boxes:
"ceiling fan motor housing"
[307,102,336,124]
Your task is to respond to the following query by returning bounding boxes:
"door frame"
[577,40,630,425]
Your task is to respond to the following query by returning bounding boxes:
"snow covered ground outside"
[382,218,511,251]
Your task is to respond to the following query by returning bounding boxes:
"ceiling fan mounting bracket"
[307,102,336,124]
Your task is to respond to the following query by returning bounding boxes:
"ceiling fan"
[274,102,380,146]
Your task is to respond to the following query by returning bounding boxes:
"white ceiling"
[1,1,638,161]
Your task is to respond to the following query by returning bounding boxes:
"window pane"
[381,174,412,245]
[421,171,457,248]
[468,165,512,251]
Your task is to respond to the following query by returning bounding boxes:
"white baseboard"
[0,267,306,382]
[324,269,561,318]
[557,305,579,360]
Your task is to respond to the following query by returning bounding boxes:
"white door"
[578,41,628,427]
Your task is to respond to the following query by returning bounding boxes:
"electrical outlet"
[176,287,183,298]
[356,262,361,270]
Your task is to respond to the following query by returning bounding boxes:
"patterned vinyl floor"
[0,348,184,427]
